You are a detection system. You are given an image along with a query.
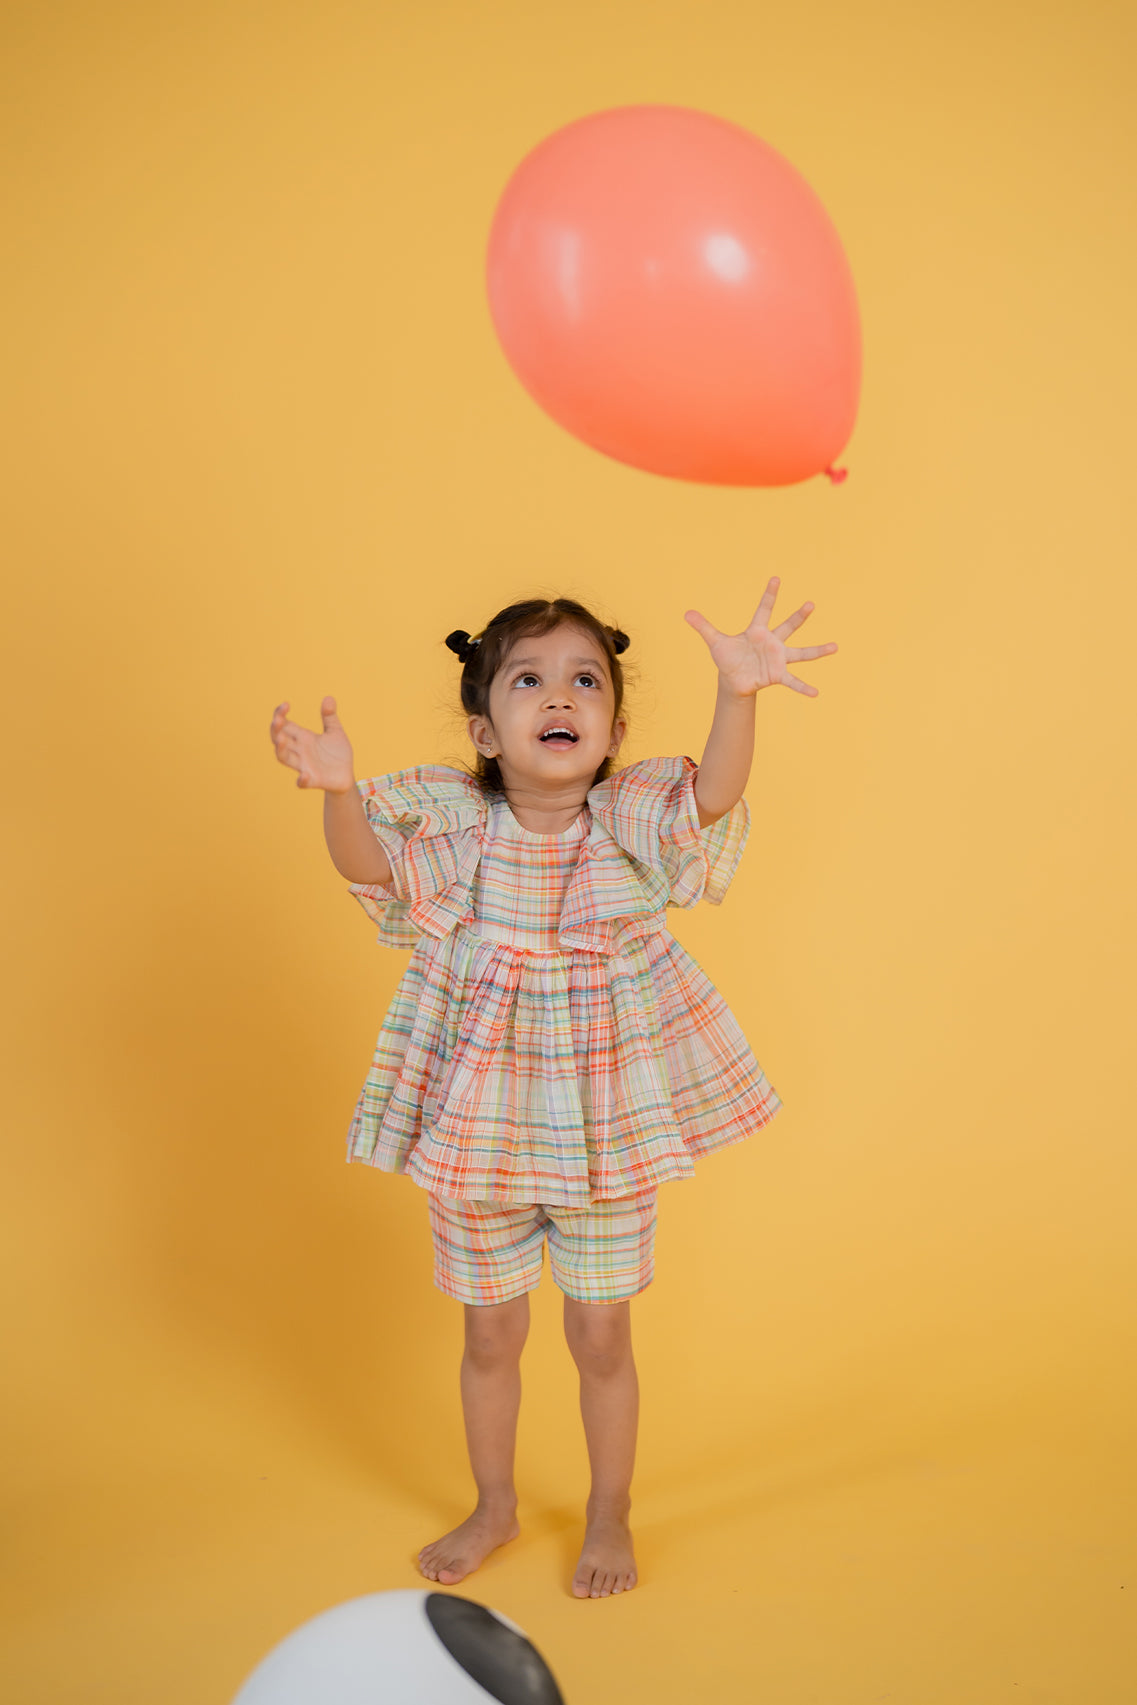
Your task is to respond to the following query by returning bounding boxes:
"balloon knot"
[824,464,849,485]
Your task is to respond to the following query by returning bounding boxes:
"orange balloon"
[486,105,861,487]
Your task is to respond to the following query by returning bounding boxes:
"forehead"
[501,626,608,674]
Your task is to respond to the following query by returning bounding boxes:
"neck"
[501,776,590,836]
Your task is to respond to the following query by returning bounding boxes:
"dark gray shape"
[423,1596,565,1704]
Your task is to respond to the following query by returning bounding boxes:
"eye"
[510,672,600,688]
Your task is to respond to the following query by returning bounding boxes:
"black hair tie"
[444,629,483,663]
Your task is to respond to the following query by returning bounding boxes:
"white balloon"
[231,1590,561,1705]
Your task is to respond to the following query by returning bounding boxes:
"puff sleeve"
[347,766,486,947]
[586,755,750,909]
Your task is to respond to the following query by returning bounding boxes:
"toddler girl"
[269,582,836,1599]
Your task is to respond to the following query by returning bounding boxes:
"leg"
[563,1296,640,1598]
[420,1193,546,1584]
[418,1293,529,1583]
[550,1189,656,1599]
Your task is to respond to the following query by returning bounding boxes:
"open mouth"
[539,730,579,747]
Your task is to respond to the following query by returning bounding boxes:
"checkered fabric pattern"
[346,756,782,1208]
[428,1189,659,1306]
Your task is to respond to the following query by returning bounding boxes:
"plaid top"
[346,755,782,1205]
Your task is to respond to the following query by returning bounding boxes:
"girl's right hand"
[270,697,356,793]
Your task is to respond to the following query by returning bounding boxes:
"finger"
[773,600,815,640]
[746,577,781,631]
[276,729,307,765]
[782,671,820,696]
[684,609,721,644]
[321,695,338,728]
[787,642,838,661]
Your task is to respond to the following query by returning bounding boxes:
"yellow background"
[3,1,1135,1700]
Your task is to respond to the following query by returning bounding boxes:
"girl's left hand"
[684,578,838,698]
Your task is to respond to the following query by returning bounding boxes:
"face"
[468,624,626,793]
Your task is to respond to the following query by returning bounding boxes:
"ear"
[467,714,496,757]
[609,716,628,754]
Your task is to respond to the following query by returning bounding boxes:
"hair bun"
[445,629,481,663]
[610,628,630,656]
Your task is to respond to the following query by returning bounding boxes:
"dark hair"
[445,598,632,798]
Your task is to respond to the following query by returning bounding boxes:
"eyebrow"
[507,656,608,673]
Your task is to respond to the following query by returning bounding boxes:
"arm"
[694,683,756,827]
[323,786,393,887]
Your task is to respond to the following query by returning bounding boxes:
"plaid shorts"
[427,1190,658,1306]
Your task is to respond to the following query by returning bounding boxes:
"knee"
[463,1299,528,1369]
[564,1302,632,1376]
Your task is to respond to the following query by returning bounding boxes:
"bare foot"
[572,1507,637,1599]
[418,1504,520,1585]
